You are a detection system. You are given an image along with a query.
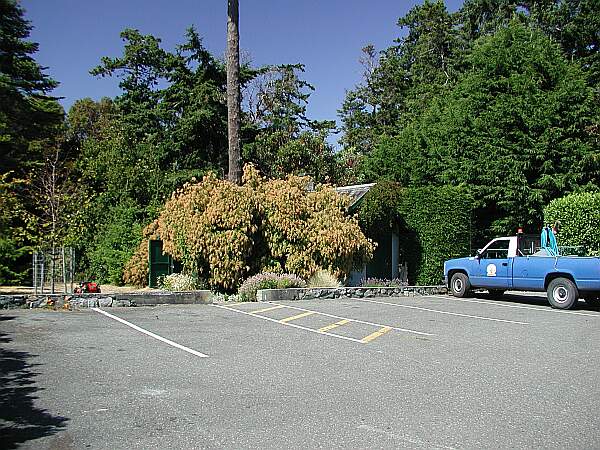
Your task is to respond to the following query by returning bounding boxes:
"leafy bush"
[258,171,373,280]
[361,278,407,288]
[0,173,33,284]
[358,183,472,285]
[545,192,600,255]
[210,292,240,303]
[88,202,142,285]
[307,269,341,288]
[153,165,374,291]
[238,272,306,302]
[158,273,202,291]
[123,220,160,287]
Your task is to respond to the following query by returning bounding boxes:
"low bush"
[238,272,306,302]
[158,273,203,291]
[361,278,407,288]
[210,292,240,303]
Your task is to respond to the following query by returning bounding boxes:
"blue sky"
[22,0,464,127]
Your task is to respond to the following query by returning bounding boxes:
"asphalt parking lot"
[1,293,599,449]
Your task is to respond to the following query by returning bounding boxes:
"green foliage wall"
[544,192,600,255]
[87,202,143,285]
[358,183,472,285]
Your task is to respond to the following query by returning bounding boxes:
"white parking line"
[351,298,529,325]
[212,304,366,344]
[92,308,209,358]
[427,295,600,318]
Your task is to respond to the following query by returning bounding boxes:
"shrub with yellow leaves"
[258,174,373,280]
[123,220,160,287]
[157,171,261,291]
[126,165,374,291]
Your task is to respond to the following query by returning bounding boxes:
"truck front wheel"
[547,278,579,310]
[450,273,470,298]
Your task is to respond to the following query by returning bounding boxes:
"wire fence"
[32,247,75,294]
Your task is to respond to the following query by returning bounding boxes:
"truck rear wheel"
[547,277,578,310]
[450,273,470,298]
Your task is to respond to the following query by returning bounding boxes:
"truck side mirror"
[475,249,483,259]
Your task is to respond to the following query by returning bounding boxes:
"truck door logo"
[486,264,497,277]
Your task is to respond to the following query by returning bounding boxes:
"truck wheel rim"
[552,285,569,304]
[453,278,463,292]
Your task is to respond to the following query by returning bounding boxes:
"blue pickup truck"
[444,235,600,309]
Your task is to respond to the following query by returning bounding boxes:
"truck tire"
[547,277,578,310]
[450,273,470,298]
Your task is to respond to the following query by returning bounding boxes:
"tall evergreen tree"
[0,0,64,283]
[0,0,63,173]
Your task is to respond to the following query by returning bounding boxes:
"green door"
[148,240,172,287]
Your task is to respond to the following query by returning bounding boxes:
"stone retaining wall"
[1,286,447,309]
[0,291,213,309]
[256,285,447,302]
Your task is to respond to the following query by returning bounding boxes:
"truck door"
[471,238,511,289]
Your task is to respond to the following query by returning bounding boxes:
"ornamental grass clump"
[158,273,203,291]
[307,269,341,288]
[238,272,306,302]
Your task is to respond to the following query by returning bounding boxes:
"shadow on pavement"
[0,316,68,449]
[475,292,600,312]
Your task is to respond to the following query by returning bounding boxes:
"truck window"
[518,234,541,256]
[481,239,510,259]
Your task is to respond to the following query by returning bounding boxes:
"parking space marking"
[361,326,392,343]
[212,304,365,344]
[92,308,209,358]
[352,298,529,325]
[318,319,350,333]
[269,302,433,336]
[427,295,600,317]
[249,304,286,314]
[280,311,316,323]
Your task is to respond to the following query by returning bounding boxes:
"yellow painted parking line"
[213,304,365,343]
[318,319,350,333]
[280,311,316,323]
[250,305,286,315]
[361,326,392,343]
[270,302,434,337]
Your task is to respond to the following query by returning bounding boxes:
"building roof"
[335,183,375,208]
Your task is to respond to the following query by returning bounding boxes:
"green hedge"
[358,183,472,285]
[544,192,600,255]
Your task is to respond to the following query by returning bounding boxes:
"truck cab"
[444,235,600,309]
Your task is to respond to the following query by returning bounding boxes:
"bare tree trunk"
[227,0,242,184]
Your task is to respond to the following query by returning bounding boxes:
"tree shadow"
[0,316,68,449]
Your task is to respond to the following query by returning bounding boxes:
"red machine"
[74,281,101,294]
